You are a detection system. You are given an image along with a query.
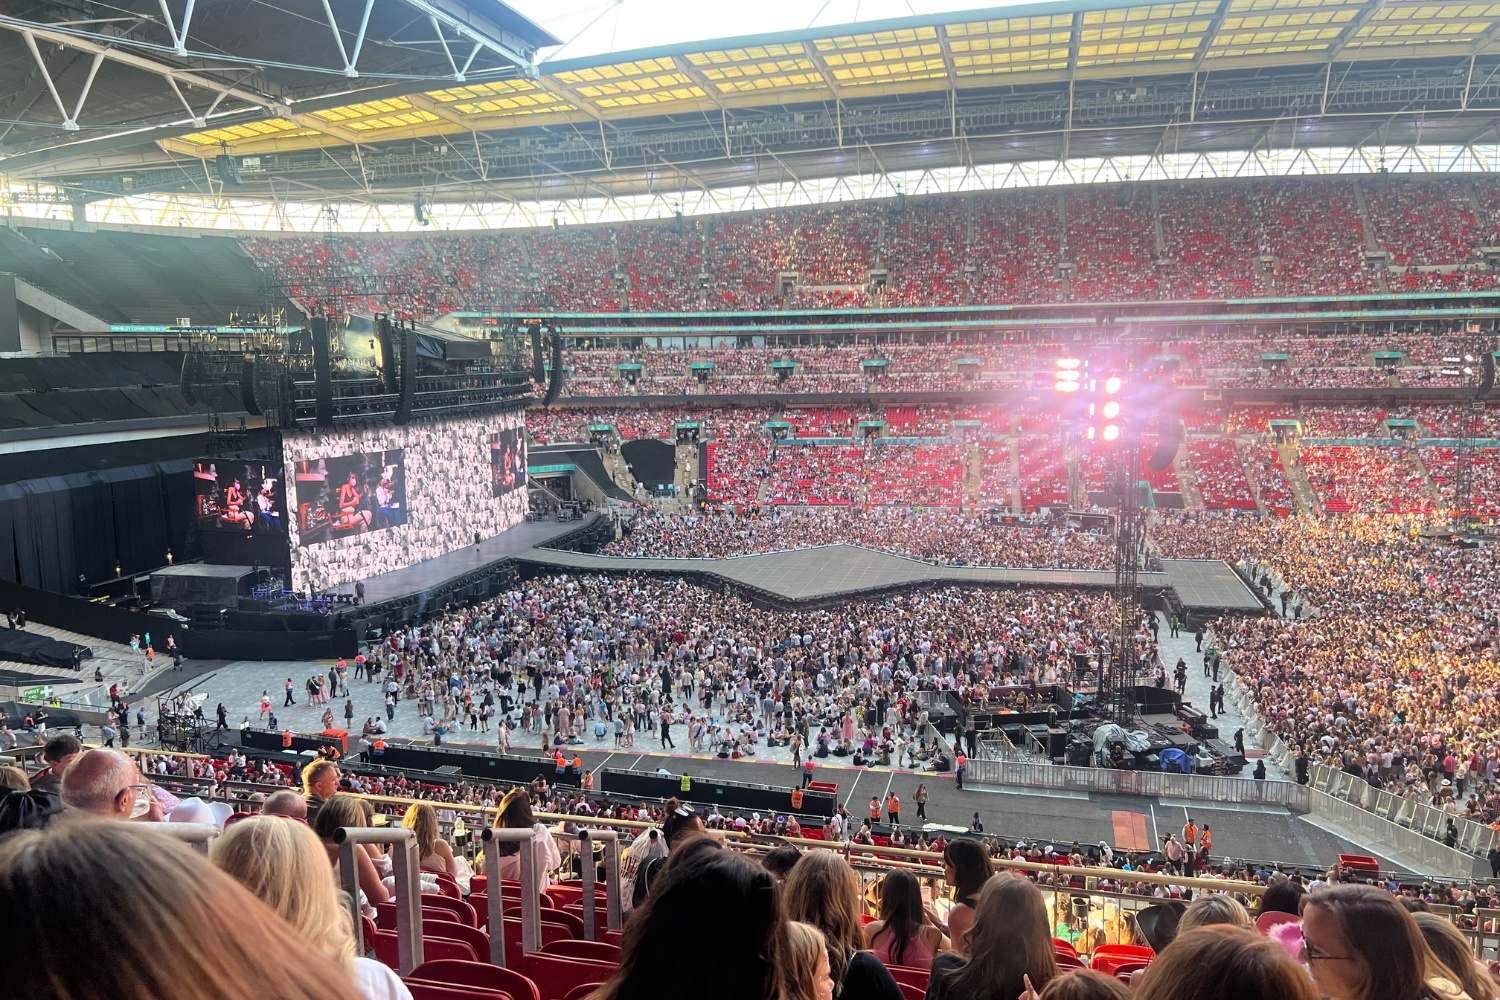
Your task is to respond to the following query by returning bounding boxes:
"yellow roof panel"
[166,0,1500,153]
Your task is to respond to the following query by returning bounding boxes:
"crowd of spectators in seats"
[604,507,1127,569]
[243,180,1500,320]
[1299,445,1433,515]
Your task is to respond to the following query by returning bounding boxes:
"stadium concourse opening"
[13,0,1500,996]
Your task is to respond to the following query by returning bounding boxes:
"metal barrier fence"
[964,756,1312,809]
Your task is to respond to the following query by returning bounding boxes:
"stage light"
[1104,375,1122,395]
[1102,400,1121,419]
[1102,424,1121,442]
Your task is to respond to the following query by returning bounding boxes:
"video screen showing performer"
[490,428,526,498]
[292,450,406,545]
[192,460,286,532]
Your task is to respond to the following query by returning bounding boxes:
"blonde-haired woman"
[214,815,411,1000]
[787,920,837,1000]
[0,819,366,1000]
[402,802,457,876]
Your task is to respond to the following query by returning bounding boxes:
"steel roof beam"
[391,0,539,79]
[802,41,845,102]
[1324,0,1391,66]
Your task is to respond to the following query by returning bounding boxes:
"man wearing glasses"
[59,748,164,822]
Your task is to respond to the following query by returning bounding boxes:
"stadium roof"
[142,0,1500,156]
[8,0,1500,207]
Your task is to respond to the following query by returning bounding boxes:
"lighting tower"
[1053,362,1141,724]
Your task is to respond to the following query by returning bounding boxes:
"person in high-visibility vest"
[801,757,815,789]
[281,729,292,749]
[1183,818,1198,849]
[869,797,882,824]
[582,769,594,791]
[790,787,804,812]
[885,792,900,825]
[1200,824,1212,858]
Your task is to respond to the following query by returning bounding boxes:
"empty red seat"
[540,940,622,963]
[373,930,477,968]
[404,981,511,1000]
[378,900,463,931]
[409,960,540,1000]
[519,953,618,1000]
[884,966,929,991]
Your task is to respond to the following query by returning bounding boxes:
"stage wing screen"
[192,460,287,533]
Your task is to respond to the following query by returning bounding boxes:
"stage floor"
[1158,559,1265,612]
[523,543,1170,602]
[357,518,593,605]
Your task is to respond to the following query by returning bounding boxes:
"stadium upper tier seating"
[244,176,1500,319]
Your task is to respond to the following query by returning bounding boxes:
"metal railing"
[333,826,423,972]
[964,756,1312,810]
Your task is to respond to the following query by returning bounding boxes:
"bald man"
[60,748,163,821]
[261,788,308,820]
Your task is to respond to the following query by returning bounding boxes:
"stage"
[355,517,599,606]
[522,542,1170,603]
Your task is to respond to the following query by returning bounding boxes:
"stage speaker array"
[543,326,564,405]
[240,357,262,416]
[1482,352,1496,397]
[393,323,418,425]
[1147,416,1184,472]
[180,353,200,405]
[530,322,545,383]
[310,316,334,427]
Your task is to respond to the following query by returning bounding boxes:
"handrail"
[332,826,421,972]
[475,826,540,966]
[134,821,220,854]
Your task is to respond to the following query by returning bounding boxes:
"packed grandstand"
[14,1,1500,1000]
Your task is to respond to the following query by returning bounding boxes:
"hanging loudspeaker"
[543,326,563,405]
[1481,352,1495,396]
[180,353,199,406]
[1147,416,1184,472]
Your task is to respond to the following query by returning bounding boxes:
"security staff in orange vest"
[1183,818,1198,849]
[790,787,804,811]
[1200,824,1212,857]
[582,769,595,791]
[869,797,882,824]
[885,792,900,825]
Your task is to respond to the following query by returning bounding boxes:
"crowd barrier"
[964,756,1312,809]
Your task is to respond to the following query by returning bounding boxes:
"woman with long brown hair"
[591,835,788,1000]
[927,874,1057,1000]
[783,850,902,1000]
[1415,912,1496,1000]
[1136,925,1318,1000]
[312,791,390,909]
[941,837,994,953]
[1299,884,1465,1000]
[0,819,366,1000]
[864,868,948,969]
[493,786,561,895]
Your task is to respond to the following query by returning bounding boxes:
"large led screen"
[291,450,406,545]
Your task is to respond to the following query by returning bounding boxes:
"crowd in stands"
[1299,446,1433,515]
[604,507,1124,569]
[242,178,1500,320]
[1152,511,1500,828]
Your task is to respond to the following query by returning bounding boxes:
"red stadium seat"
[469,875,488,895]
[373,930,477,967]
[498,918,576,957]
[424,895,479,926]
[1091,945,1154,975]
[539,910,585,938]
[561,985,606,1000]
[362,915,379,951]
[519,953,618,1000]
[378,900,463,931]
[884,966,930,991]
[421,919,491,959]
[540,940,622,962]
[1053,938,1078,957]
[403,981,511,1000]
[897,984,925,1000]
[1054,953,1088,970]
[409,961,541,1000]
